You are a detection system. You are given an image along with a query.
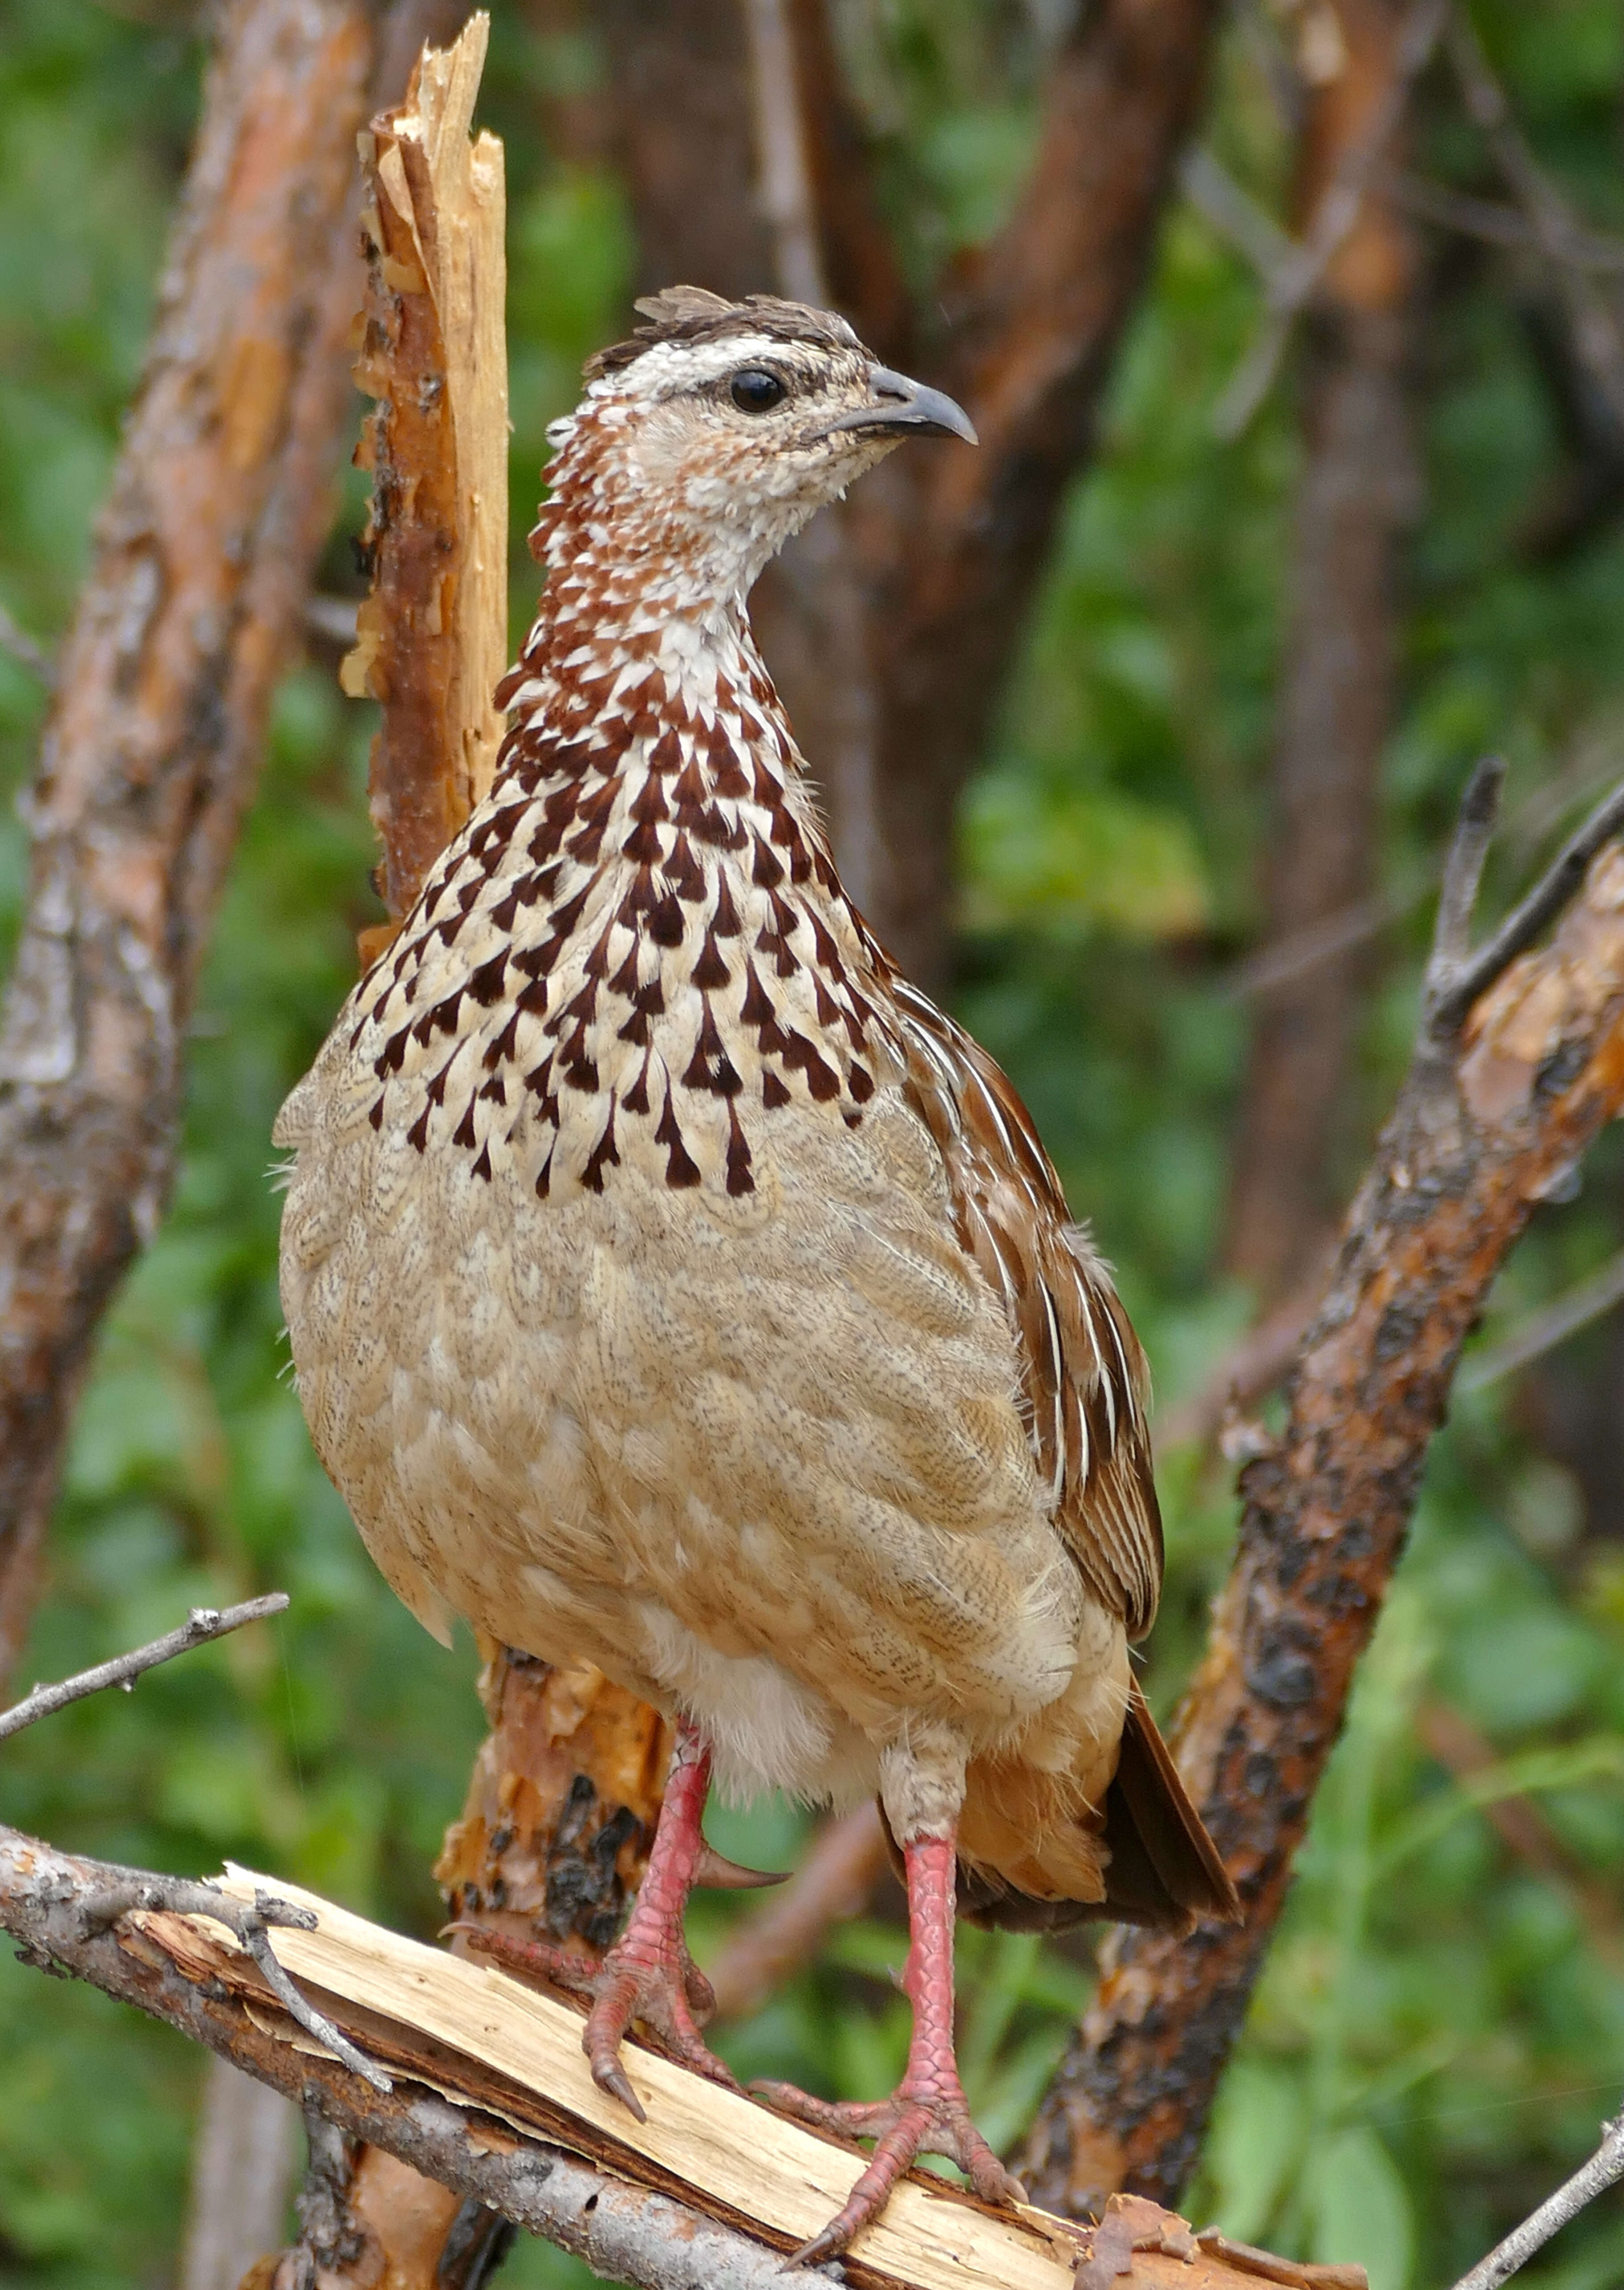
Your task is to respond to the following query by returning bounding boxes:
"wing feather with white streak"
[892,980,1163,1639]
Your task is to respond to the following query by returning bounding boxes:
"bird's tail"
[879,1681,1241,1936]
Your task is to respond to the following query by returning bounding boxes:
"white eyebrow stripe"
[598,333,838,401]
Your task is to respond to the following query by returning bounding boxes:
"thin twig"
[1385,167,1624,272]
[0,602,55,691]
[1428,773,1624,1033]
[1458,1245,1624,1392]
[1447,6,1624,432]
[1211,0,1448,438]
[1429,754,1506,983]
[1224,890,1412,1002]
[1179,145,1295,286]
[1222,746,1624,1004]
[0,1593,289,1744]
[72,1863,391,2091]
[1448,2111,1624,2290]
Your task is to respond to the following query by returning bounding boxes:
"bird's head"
[538,286,976,614]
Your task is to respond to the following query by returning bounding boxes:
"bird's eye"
[730,368,786,413]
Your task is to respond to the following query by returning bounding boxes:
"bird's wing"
[892,979,1163,1638]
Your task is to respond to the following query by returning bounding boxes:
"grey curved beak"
[825,365,978,446]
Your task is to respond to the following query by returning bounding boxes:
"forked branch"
[1425,763,1624,1034]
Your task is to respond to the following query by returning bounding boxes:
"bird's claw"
[753,2077,1026,2268]
[454,1920,738,2105]
[583,1940,739,2108]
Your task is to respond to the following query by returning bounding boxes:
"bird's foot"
[755,1829,1025,2266]
[581,1923,740,2115]
[755,2069,1024,2267]
[459,1918,739,2115]
[449,1920,603,2002]
[456,1716,741,2115]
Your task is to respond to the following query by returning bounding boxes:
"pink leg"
[756,1830,1026,2266]
[459,1718,738,2115]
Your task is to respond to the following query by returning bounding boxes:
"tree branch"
[0,1593,287,1744]
[0,1822,1378,2290]
[1222,0,1422,1301]
[0,601,55,691]
[742,0,826,309]
[344,13,508,957]
[1446,6,1624,434]
[1385,167,1624,271]
[0,1828,824,2290]
[1025,787,1624,2213]
[0,0,372,1686]
[1209,0,1447,438]
[1447,2111,1624,2290]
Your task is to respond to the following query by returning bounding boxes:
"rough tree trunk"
[0,0,372,1683]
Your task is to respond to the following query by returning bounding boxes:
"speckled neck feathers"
[345,385,901,1213]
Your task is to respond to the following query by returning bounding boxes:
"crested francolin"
[276,286,1238,2264]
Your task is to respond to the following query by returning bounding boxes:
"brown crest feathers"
[584,285,867,379]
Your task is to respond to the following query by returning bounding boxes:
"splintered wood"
[151,1871,1047,2290]
[344,12,508,958]
[129,1869,1364,2290]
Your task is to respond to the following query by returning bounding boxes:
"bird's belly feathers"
[277,1069,1086,1803]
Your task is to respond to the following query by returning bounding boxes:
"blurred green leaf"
[1202,2059,1305,2245]
[1309,2127,1414,2290]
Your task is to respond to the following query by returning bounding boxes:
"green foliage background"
[1,5,1623,2287]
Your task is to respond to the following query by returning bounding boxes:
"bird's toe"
[759,2076,1024,2267]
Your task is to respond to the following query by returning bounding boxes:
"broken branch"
[0,1825,1376,2290]
[344,11,508,956]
